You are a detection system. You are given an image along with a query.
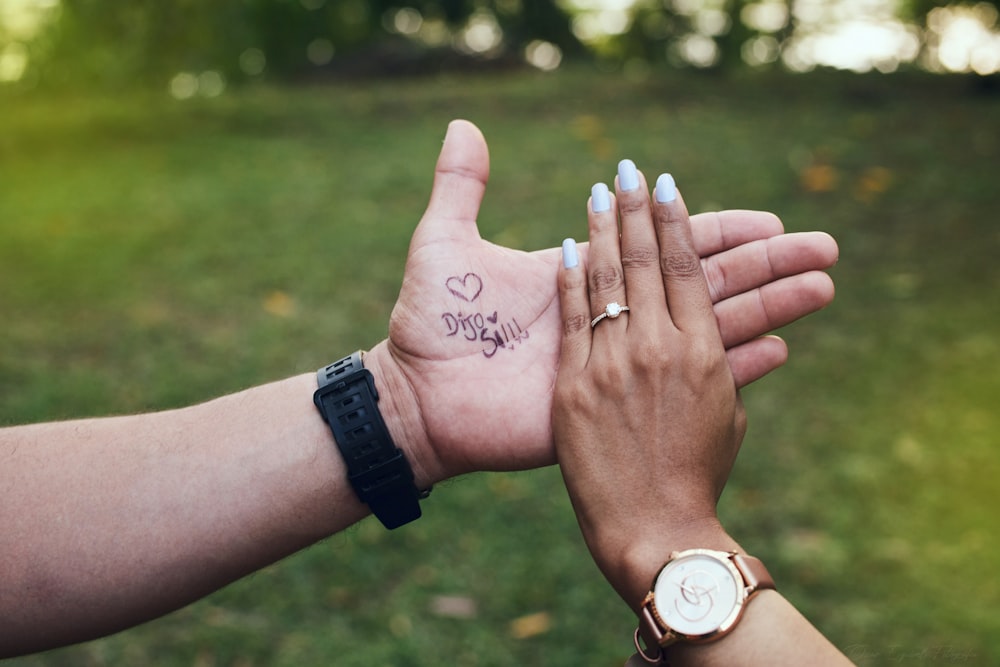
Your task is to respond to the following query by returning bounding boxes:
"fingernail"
[562,238,579,269]
[618,159,639,192]
[591,183,611,213]
[655,173,676,203]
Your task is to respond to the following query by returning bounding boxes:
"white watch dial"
[652,552,743,637]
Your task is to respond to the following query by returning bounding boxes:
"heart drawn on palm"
[445,273,483,303]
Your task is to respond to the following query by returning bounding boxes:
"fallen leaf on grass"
[429,595,478,619]
[263,290,295,317]
[508,611,551,639]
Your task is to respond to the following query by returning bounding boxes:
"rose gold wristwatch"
[633,549,775,664]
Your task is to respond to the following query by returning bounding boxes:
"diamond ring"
[591,302,630,328]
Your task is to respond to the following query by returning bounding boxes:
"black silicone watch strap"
[313,351,427,529]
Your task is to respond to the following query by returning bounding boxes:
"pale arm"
[0,374,367,656]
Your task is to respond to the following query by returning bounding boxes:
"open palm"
[366,121,838,483]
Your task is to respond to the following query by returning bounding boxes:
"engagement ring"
[591,302,630,328]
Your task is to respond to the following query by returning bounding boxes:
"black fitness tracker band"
[313,351,429,529]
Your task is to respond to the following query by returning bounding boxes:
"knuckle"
[563,313,590,337]
[674,337,729,389]
[660,249,702,279]
[691,336,725,367]
[594,360,630,391]
[554,382,594,416]
[701,257,725,303]
[590,264,624,293]
[635,332,669,364]
[621,245,659,271]
[657,203,687,227]
[617,195,647,216]
[628,332,676,377]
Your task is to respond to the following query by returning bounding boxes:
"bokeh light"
[4,0,1000,85]
[741,1,789,33]
[525,40,563,71]
[169,70,226,100]
[0,40,27,81]
[783,19,921,73]
[459,10,504,54]
[306,38,335,66]
[926,3,1000,74]
[384,7,423,36]
[239,47,267,77]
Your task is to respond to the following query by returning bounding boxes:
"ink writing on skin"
[445,273,483,303]
[441,272,529,358]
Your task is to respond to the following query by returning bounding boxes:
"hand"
[364,120,837,488]
[553,169,743,610]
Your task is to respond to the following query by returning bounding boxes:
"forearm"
[0,373,370,656]
[662,590,853,666]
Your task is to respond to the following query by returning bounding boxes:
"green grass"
[2,67,999,666]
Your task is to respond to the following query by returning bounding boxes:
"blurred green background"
[2,2,1000,666]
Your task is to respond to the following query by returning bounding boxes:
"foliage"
[2,67,999,665]
[15,0,584,89]
[5,0,1000,89]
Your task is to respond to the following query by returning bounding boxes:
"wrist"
[614,517,739,612]
[359,342,444,490]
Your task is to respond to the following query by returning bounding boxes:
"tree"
[21,0,585,89]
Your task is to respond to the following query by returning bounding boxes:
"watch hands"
[677,582,696,596]
[676,581,718,604]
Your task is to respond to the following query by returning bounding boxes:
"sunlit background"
[2,1,999,667]
[2,0,1000,93]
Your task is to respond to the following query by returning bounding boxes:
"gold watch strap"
[635,605,669,664]
[732,554,775,594]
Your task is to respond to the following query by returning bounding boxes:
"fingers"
[539,219,836,311]
[616,159,668,320]
[715,271,835,349]
[651,174,718,335]
[412,119,489,247]
[586,182,629,327]
[557,238,593,373]
[726,336,789,388]
[690,210,784,257]
[702,231,839,304]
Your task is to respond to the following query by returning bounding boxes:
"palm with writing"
[364,120,837,486]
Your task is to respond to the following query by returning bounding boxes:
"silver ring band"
[591,302,630,328]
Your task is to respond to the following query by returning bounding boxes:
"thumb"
[413,119,490,245]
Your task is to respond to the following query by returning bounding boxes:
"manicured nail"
[655,173,676,203]
[591,182,611,213]
[618,159,639,192]
[562,238,579,269]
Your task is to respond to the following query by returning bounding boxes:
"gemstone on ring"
[591,302,630,328]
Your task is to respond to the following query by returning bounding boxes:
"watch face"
[652,551,744,639]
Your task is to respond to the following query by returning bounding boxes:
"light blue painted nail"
[562,238,579,269]
[655,173,677,203]
[618,159,639,192]
[591,182,611,213]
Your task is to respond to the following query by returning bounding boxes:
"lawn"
[1,67,998,666]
